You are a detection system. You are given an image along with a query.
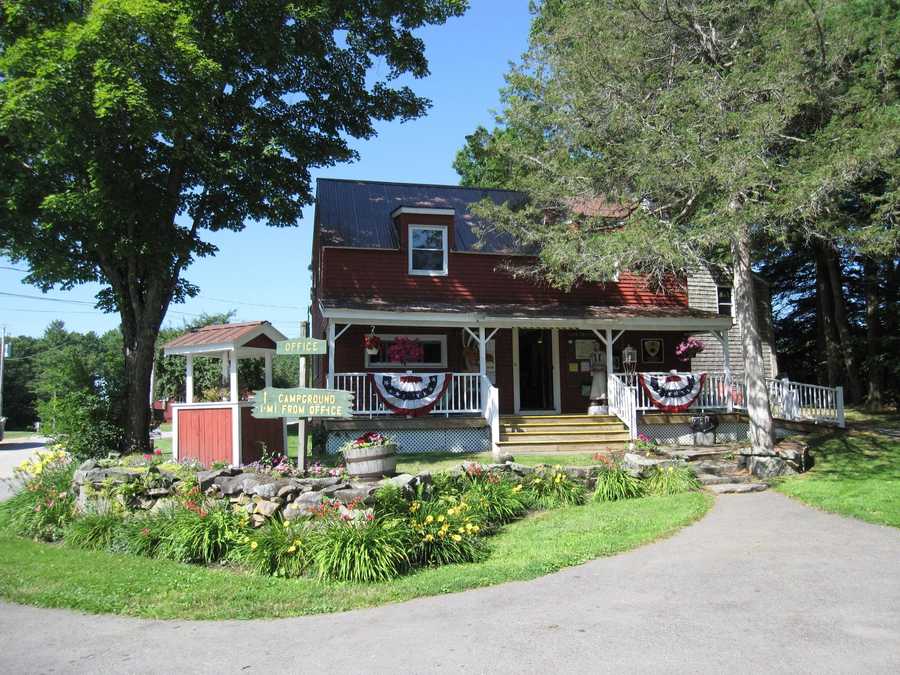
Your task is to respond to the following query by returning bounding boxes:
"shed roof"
[315,178,527,253]
[163,321,287,355]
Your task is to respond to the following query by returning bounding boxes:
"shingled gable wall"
[687,266,778,377]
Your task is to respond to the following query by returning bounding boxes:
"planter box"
[343,442,397,481]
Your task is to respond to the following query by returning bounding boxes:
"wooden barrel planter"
[344,443,398,481]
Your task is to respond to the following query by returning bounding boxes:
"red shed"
[163,321,288,466]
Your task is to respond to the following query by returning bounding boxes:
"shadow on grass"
[802,428,900,482]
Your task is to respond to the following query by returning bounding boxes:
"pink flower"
[154,449,162,455]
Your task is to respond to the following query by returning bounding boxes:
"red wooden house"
[310,179,840,457]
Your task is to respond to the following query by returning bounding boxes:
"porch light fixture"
[622,345,638,374]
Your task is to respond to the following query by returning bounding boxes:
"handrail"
[608,374,637,440]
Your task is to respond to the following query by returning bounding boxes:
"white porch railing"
[611,372,845,428]
[332,372,483,416]
[608,374,638,439]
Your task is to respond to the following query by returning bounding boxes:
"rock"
[708,482,768,494]
[562,467,589,480]
[251,479,294,499]
[251,514,267,527]
[254,500,281,517]
[138,497,156,510]
[497,453,515,463]
[147,487,171,498]
[73,459,99,484]
[505,462,534,476]
[621,453,680,478]
[383,473,416,491]
[330,487,374,505]
[284,502,315,521]
[277,480,303,498]
[197,468,229,490]
[296,476,341,491]
[295,491,325,505]
[748,455,797,478]
[77,467,137,485]
[322,482,352,496]
[213,475,246,496]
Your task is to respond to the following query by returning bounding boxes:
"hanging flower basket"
[363,333,381,356]
[675,337,705,363]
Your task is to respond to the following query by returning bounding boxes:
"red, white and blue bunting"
[638,372,707,413]
[369,373,452,416]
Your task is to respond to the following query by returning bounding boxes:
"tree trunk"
[824,245,863,402]
[814,244,842,387]
[119,300,167,454]
[732,226,775,455]
[863,258,884,411]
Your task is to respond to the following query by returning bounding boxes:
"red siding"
[178,408,232,466]
[321,247,687,308]
[241,408,285,463]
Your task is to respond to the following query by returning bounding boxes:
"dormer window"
[409,225,448,276]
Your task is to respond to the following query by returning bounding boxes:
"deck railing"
[332,372,483,416]
[608,374,638,439]
[611,372,844,427]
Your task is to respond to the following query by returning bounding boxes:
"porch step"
[502,414,620,423]
[497,439,630,453]
[499,430,631,443]
[501,421,624,434]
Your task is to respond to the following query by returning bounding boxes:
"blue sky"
[0,1,533,339]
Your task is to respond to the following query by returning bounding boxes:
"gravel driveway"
[0,489,898,674]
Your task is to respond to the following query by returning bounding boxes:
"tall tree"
[0,0,467,452]
[461,0,898,453]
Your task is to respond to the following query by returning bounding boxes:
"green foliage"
[522,468,587,509]
[408,495,485,566]
[37,391,124,460]
[593,465,646,502]
[311,519,412,583]
[372,483,410,519]
[156,503,242,565]
[112,510,178,558]
[645,466,702,497]
[461,475,528,526]
[235,518,311,579]
[64,509,124,551]
[0,455,76,541]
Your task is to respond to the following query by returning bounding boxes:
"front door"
[516,329,556,412]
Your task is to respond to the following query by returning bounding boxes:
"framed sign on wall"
[641,338,664,364]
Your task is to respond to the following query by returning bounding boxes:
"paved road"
[0,436,45,500]
[1,490,897,674]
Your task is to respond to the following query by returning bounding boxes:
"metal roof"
[314,178,528,253]
[163,321,284,350]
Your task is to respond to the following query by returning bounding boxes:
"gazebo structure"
[163,321,288,466]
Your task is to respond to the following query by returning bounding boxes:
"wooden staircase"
[498,414,630,453]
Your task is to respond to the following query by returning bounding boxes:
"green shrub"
[593,464,645,502]
[112,509,178,557]
[156,502,242,564]
[311,518,411,583]
[0,450,76,541]
[36,392,124,460]
[462,476,528,526]
[645,465,702,496]
[235,518,311,578]
[372,483,409,519]
[523,468,587,509]
[408,495,485,566]
[64,509,124,551]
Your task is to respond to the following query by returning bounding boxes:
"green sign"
[276,337,327,355]
[251,387,353,419]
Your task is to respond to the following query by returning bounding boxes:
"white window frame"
[717,286,733,317]
[364,333,448,369]
[408,224,448,276]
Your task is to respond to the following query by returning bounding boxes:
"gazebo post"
[229,350,239,402]
[264,352,273,387]
[185,354,194,404]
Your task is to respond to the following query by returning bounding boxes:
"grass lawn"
[1,430,37,440]
[774,415,900,528]
[0,492,711,620]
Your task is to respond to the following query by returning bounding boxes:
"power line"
[199,295,303,310]
[0,290,96,305]
[0,266,29,273]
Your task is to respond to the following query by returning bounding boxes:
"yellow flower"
[447,507,456,516]
[512,484,523,493]
[473,525,480,533]
[293,539,302,547]
[287,546,296,553]
[250,541,258,550]
[425,514,434,524]
[437,514,445,523]
[458,527,465,534]
[424,534,434,542]
[452,534,462,542]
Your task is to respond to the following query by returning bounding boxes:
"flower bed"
[2,449,703,586]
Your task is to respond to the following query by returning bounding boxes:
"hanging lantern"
[622,345,638,374]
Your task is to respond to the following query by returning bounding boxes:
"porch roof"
[319,298,732,331]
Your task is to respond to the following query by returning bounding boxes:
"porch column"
[326,320,335,389]
[264,352,273,388]
[185,354,194,404]
[229,350,239,403]
[715,330,734,413]
[478,326,487,377]
[220,352,228,385]
[604,328,615,377]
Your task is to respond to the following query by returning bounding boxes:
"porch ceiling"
[319,298,732,331]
